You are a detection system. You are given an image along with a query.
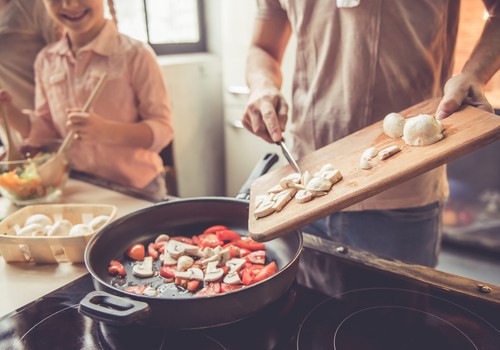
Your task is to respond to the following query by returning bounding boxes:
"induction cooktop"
[1,234,499,350]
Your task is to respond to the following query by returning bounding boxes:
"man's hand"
[242,86,288,143]
[436,72,493,120]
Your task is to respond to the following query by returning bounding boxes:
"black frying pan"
[80,154,303,329]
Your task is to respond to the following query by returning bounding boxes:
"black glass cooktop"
[1,234,500,350]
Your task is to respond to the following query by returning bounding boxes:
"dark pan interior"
[85,197,302,299]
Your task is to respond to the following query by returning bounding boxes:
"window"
[111,0,206,55]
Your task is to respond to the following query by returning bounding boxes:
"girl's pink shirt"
[30,20,173,189]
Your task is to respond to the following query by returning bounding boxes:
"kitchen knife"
[277,140,302,175]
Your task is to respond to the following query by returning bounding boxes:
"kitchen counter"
[0,178,155,318]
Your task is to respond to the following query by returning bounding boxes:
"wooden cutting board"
[248,98,500,242]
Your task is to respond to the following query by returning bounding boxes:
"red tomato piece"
[246,250,266,265]
[124,285,148,295]
[126,244,145,261]
[239,248,251,257]
[196,282,221,296]
[220,283,243,293]
[148,243,159,260]
[251,261,278,284]
[241,265,263,286]
[160,266,177,279]
[198,233,223,249]
[203,225,228,234]
[187,280,201,292]
[108,260,126,277]
[216,229,241,242]
[234,238,266,251]
[170,236,194,245]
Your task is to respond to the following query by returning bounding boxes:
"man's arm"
[437,3,500,119]
[243,16,292,143]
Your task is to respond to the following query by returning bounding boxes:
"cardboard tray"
[0,204,117,263]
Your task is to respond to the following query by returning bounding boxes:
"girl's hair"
[107,0,118,26]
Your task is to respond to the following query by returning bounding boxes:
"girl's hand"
[66,109,112,143]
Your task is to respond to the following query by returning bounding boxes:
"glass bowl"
[0,139,69,206]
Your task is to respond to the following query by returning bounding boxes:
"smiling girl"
[0,0,173,198]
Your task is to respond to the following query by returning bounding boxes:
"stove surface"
[1,235,500,350]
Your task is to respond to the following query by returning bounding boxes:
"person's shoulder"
[117,33,155,55]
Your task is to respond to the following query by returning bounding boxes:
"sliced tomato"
[246,250,266,265]
[124,285,148,295]
[126,244,145,261]
[196,282,221,296]
[220,283,243,293]
[170,236,194,245]
[252,261,278,284]
[234,238,266,251]
[160,265,177,279]
[216,229,241,242]
[148,243,159,260]
[198,233,223,249]
[108,260,126,277]
[241,265,263,286]
[203,225,228,234]
[187,280,201,292]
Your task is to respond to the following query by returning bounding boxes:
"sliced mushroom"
[306,177,333,193]
[272,188,297,212]
[315,169,343,184]
[223,271,242,285]
[254,200,276,219]
[219,248,231,266]
[320,163,335,172]
[360,157,373,170]
[301,170,312,187]
[378,145,401,160]
[132,256,154,278]
[155,234,170,244]
[226,258,246,273]
[177,255,194,271]
[204,261,224,282]
[362,147,379,160]
[267,185,283,194]
[161,252,178,266]
[295,189,314,203]
[199,253,221,266]
[279,173,301,189]
[166,240,199,258]
[175,267,204,281]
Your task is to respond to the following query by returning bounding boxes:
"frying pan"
[80,153,303,329]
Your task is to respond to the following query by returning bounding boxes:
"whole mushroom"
[383,112,406,138]
[402,114,443,146]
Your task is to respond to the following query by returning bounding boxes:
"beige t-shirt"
[256,0,475,210]
[0,0,56,110]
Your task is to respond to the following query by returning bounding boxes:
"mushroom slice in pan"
[132,256,154,278]
[177,255,194,271]
[167,240,201,258]
[162,251,178,266]
[175,267,204,281]
[204,261,224,282]
[226,258,246,274]
[223,271,242,285]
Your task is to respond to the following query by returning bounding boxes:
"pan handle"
[79,291,151,325]
[236,152,279,200]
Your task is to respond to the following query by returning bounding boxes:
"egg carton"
[0,204,117,264]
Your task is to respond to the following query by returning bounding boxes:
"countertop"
[0,178,155,318]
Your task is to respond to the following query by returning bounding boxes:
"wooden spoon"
[37,73,108,187]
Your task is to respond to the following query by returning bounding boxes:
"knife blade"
[277,140,302,175]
